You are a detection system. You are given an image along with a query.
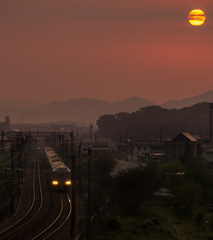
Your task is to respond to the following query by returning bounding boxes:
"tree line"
[96,102,210,141]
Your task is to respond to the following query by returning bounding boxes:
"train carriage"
[45,147,71,191]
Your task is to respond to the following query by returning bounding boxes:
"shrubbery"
[111,165,163,215]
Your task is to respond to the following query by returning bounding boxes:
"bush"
[112,165,163,215]
[145,219,154,227]
[194,208,204,227]
[104,215,121,232]
[206,213,213,232]
[152,218,160,225]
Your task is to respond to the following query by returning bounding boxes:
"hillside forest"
[96,102,210,141]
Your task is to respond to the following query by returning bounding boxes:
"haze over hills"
[1,91,213,125]
[0,97,155,124]
[161,90,213,109]
[0,100,44,109]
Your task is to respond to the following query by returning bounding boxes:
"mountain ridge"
[161,90,213,109]
[1,91,213,124]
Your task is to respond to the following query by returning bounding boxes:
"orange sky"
[1,0,213,104]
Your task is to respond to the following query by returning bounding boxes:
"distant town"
[1,97,213,239]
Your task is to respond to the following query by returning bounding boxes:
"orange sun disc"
[188,9,205,26]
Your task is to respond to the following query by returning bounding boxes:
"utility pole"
[95,134,97,149]
[119,133,121,153]
[70,131,75,239]
[160,128,164,152]
[1,130,4,151]
[87,148,92,223]
[65,139,68,161]
[76,128,79,145]
[18,143,21,196]
[58,135,61,157]
[71,155,76,237]
[21,138,24,183]
[62,135,64,161]
[210,103,213,142]
[79,144,82,191]
[1,130,3,141]
[125,129,129,156]
[11,148,14,215]
[89,124,93,146]
[71,131,74,157]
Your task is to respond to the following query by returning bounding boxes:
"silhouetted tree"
[111,165,163,215]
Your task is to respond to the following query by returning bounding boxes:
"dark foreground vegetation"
[79,148,213,239]
[97,102,210,140]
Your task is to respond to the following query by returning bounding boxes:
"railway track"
[0,155,43,240]
[32,193,71,240]
[0,144,72,240]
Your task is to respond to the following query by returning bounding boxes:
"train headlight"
[52,181,58,185]
[66,181,71,185]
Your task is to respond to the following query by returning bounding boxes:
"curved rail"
[0,157,43,239]
[32,194,71,240]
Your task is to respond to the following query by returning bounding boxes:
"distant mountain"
[0,100,44,109]
[41,100,63,111]
[111,97,156,113]
[42,97,156,125]
[1,97,155,124]
[161,91,213,109]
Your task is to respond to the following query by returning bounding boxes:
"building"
[165,132,203,161]
[205,148,213,162]
[0,116,11,135]
[132,140,166,161]
[81,137,114,151]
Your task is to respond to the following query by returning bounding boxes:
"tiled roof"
[172,132,197,142]
[182,132,197,141]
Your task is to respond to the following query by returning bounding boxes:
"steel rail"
[31,194,64,240]
[0,156,43,239]
[43,194,71,240]
[0,158,36,237]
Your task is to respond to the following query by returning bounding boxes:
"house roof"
[172,132,197,142]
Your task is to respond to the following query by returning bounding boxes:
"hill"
[97,102,210,141]
[161,91,213,109]
[0,97,155,124]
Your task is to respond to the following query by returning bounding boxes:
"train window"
[55,167,69,172]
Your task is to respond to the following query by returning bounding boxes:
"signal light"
[52,181,58,185]
[66,181,71,185]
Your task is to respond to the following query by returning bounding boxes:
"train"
[45,147,71,191]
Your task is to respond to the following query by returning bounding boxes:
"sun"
[188,9,205,26]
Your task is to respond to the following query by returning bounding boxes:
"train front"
[52,167,71,191]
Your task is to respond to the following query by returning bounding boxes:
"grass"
[154,205,213,240]
[92,203,176,240]
[92,203,213,240]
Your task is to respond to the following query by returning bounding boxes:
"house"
[205,148,213,162]
[132,140,166,161]
[165,132,203,161]
[81,137,114,151]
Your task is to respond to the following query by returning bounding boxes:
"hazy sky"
[1,0,213,104]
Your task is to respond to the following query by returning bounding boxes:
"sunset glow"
[188,9,205,26]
